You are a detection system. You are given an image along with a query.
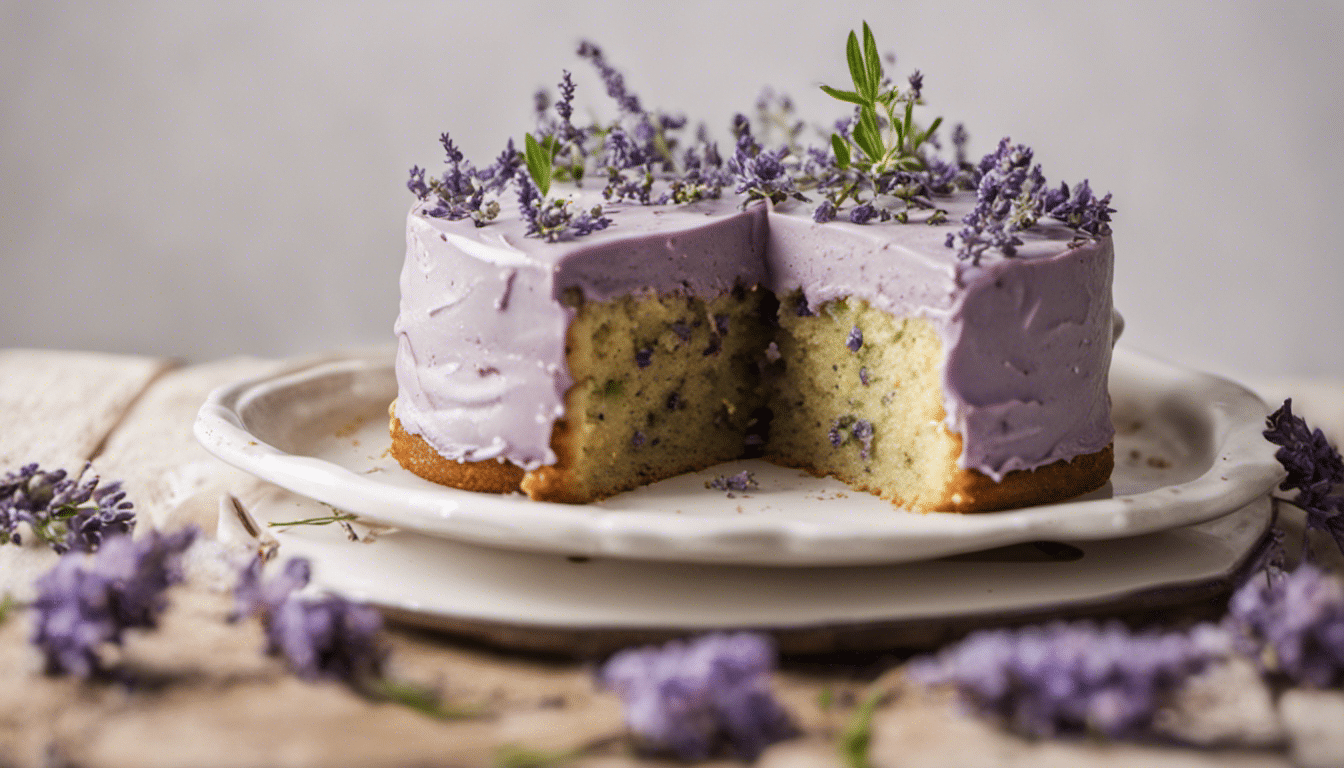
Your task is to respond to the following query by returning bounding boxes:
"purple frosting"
[394,189,1113,480]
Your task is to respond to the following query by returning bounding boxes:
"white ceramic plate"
[195,347,1283,566]
[232,490,1273,655]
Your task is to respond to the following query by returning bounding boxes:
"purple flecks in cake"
[859,367,870,386]
[671,321,693,343]
[794,295,813,317]
[635,347,654,368]
[706,470,759,493]
[853,419,874,459]
[704,334,722,356]
[714,314,730,337]
[666,391,682,411]
[846,325,863,352]
[827,418,847,448]
[829,416,874,458]
[631,430,646,448]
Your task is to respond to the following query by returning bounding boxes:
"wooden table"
[1,348,1341,768]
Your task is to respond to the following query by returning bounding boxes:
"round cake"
[390,29,1116,511]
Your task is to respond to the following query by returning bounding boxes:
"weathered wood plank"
[91,356,287,532]
[0,349,171,470]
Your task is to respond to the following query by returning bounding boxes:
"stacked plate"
[195,347,1283,655]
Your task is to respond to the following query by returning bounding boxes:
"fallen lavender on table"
[232,556,386,685]
[0,463,135,553]
[1226,562,1344,688]
[1263,398,1344,559]
[31,527,197,677]
[905,620,1231,739]
[598,632,795,760]
[706,471,759,494]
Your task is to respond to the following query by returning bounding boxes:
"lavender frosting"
[394,189,1113,480]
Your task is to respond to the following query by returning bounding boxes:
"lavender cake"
[390,27,1116,510]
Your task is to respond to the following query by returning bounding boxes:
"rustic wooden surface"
[0,348,1341,768]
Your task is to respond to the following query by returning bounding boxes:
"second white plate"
[194,347,1283,566]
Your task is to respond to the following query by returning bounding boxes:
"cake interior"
[768,293,963,510]
[519,286,772,502]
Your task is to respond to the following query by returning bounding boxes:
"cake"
[390,28,1116,512]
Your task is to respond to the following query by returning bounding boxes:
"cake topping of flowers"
[407,23,1115,259]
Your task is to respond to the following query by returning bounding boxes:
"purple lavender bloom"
[671,321,692,343]
[0,463,136,553]
[556,70,576,124]
[599,632,795,759]
[846,325,863,352]
[267,592,386,684]
[233,556,386,685]
[907,69,924,100]
[726,133,806,207]
[635,347,654,369]
[1044,179,1114,237]
[813,199,837,223]
[849,203,877,224]
[1263,399,1344,558]
[406,166,430,199]
[859,367,870,386]
[31,527,197,676]
[577,41,642,115]
[1227,563,1344,687]
[631,430,646,449]
[707,471,759,493]
[852,419,874,459]
[907,620,1229,738]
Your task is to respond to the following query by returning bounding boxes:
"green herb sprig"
[820,23,942,178]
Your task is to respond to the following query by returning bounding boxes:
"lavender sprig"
[1226,562,1344,688]
[1263,399,1344,559]
[31,527,197,676]
[907,620,1231,738]
[232,556,386,685]
[0,463,135,553]
[599,632,795,759]
[726,125,807,207]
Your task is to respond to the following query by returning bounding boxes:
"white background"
[3,1,1342,385]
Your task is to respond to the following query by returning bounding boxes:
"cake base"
[389,408,525,493]
[391,403,1114,513]
[769,443,1114,513]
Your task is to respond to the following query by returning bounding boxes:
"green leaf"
[839,689,884,768]
[524,132,552,197]
[845,30,869,98]
[862,22,882,99]
[831,134,851,168]
[820,85,867,106]
[854,106,884,162]
[920,116,944,146]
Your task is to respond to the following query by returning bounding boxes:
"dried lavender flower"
[907,619,1231,738]
[1263,399,1344,559]
[599,632,795,759]
[1226,563,1344,687]
[31,527,197,676]
[635,347,654,369]
[846,325,863,352]
[706,471,759,493]
[233,556,386,685]
[0,463,135,553]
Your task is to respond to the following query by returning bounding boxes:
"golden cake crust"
[389,409,525,494]
[772,442,1114,513]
